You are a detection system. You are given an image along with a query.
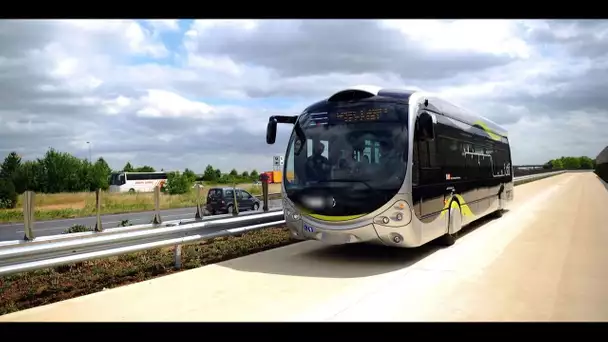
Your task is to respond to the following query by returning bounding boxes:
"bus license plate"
[303,223,315,233]
[321,232,349,244]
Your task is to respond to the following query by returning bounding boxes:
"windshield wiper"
[309,178,402,207]
[315,178,373,190]
[314,178,392,202]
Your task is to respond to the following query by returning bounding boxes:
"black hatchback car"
[206,187,261,215]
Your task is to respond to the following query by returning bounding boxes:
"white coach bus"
[108,171,169,193]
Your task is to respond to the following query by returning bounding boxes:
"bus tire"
[495,185,505,217]
[440,201,461,247]
[494,209,504,218]
[128,188,135,193]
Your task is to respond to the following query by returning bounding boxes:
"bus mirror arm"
[272,115,298,124]
[416,112,436,142]
[266,115,298,145]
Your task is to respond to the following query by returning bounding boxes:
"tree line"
[2,148,599,209]
[0,148,263,209]
[543,156,596,170]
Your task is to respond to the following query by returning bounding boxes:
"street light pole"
[86,141,91,163]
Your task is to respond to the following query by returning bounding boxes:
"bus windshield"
[109,172,125,186]
[283,100,409,217]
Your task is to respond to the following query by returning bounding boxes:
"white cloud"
[381,19,532,58]
[136,89,215,118]
[0,19,605,172]
[146,19,180,32]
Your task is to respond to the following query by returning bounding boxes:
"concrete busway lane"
[3,172,608,322]
[0,199,283,242]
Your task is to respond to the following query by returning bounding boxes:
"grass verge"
[0,226,296,315]
[0,183,283,224]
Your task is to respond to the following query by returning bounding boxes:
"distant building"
[595,146,608,182]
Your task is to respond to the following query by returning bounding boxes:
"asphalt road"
[0,199,283,242]
[5,172,607,321]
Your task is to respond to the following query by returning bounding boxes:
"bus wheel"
[494,209,504,218]
[128,188,135,193]
[495,187,505,217]
[440,201,461,247]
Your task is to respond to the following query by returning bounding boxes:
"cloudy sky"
[0,19,606,173]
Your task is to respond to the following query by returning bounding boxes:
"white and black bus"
[266,85,513,248]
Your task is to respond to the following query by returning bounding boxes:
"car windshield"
[283,99,409,217]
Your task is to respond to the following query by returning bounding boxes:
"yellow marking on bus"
[296,206,367,222]
[441,194,475,218]
[473,120,503,141]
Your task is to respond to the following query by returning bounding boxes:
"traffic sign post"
[273,155,284,171]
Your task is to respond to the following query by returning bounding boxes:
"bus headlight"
[374,200,412,227]
[283,204,302,222]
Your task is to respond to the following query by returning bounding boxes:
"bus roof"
[111,171,172,175]
[122,171,167,173]
[303,85,508,139]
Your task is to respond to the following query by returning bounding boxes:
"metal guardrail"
[511,170,565,184]
[0,209,285,276]
[0,170,566,277]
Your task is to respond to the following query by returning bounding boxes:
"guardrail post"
[195,184,204,220]
[174,245,182,269]
[153,185,162,225]
[94,189,103,232]
[261,174,269,212]
[262,182,269,212]
[23,191,35,241]
[232,184,239,216]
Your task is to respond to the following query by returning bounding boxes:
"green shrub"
[164,172,193,195]
[247,185,262,195]
[0,178,18,209]
[118,219,133,227]
[63,224,93,234]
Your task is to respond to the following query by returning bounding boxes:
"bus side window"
[414,115,441,185]
[417,138,440,184]
[438,136,466,179]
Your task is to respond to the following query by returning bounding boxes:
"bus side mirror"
[266,118,277,144]
[416,112,435,142]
